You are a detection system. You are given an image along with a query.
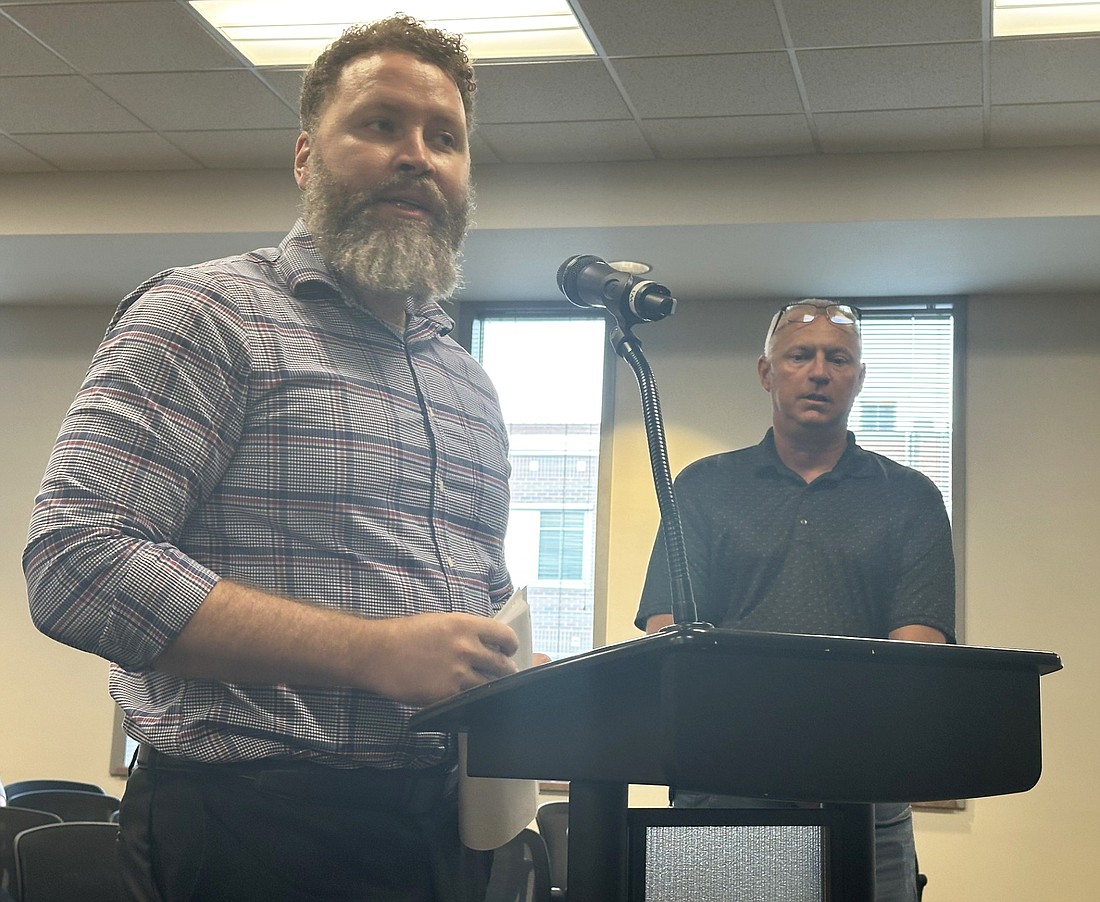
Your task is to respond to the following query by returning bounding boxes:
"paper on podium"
[458,586,539,850]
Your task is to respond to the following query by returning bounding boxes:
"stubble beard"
[302,155,473,306]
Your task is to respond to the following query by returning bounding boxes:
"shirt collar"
[755,428,877,481]
[276,220,456,338]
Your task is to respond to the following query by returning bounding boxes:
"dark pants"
[118,749,491,902]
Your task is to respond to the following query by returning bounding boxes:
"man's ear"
[293,132,311,189]
[856,361,867,396]
[757,355,773,392]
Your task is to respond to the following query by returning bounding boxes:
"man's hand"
[888,624,947,643]
[364,612,520,706]
[645,613,675,634]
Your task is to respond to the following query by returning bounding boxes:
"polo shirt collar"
[756,428,878,481]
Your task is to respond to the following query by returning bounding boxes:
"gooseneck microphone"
[557,255,677,325]
[556,253,700,627]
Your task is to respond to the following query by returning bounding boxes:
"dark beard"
[302,157,472,305]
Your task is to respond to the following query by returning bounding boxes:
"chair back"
[14,821,120,902]
[0,808,63,896]
[3,780,105,799]
[485,827,552,902]
[535,800,569,898]
[5,791,120,823]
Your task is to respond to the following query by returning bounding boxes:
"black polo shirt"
[636,429,956,641]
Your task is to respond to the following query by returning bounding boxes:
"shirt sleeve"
[636,525,674,631]
[885,471,957,642]
[635,463,719,631]
[23,270,252,667]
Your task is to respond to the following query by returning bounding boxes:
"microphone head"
[557,254,604,306]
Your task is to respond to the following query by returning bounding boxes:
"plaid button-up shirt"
[24,221,512,768]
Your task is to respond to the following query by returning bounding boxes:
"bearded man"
[24,16,518,902]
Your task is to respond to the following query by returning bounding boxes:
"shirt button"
[799,518,809,525]
[445,555,456,568]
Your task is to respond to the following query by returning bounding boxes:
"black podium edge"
[411,625,1062,733]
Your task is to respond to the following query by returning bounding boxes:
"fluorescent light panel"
[190,1,595,66]
[993,1,1100,37]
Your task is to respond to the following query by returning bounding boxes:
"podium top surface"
[412,625,1061,732]
[411,625,1061,802]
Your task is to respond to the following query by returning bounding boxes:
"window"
[458,298,962,660]
[850,299,962,519]
[537,510,586,582]
[461,304,610,660]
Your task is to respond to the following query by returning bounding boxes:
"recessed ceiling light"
[993,0,1100,37]
[189,1,596,67]
[609,260,652,275]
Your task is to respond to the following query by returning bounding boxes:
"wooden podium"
[412,625,1061,901]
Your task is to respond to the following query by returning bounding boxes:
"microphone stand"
[605,320,704,628]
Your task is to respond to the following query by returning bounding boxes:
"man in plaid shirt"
[25,15,518,902]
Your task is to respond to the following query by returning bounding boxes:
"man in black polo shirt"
[636,300,955,902]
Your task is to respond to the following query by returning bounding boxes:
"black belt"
[133,744,458,815]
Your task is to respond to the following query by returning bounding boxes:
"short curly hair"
[299,15,476,133]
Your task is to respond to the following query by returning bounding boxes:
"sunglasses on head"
[764,301,862,352]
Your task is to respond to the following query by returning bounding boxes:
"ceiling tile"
[475,61,630,123]
[15,131,201,170]
[780,0,982,47]
[641,115,814,159]
[91,71,298,130]
[0,0,1097,177]
[574,0,785,56]
[991,102,1100,148]
[613,53,803,118]
[477,120,654,164]
[816,107,984,153]
[0,134,54,171]
[0,74,147,131]
[260,68,306,112]
[991,37,1100,105]
[469,132,503,166]
[0,16,71,75]
[162,129,299,169]
[798,44,982,112]
[9,0,241,73]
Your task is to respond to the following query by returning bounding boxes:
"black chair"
[535,800,569,900]
[485,828,552,902]
[5,791,120,824]
[2,781,105,799]
[14,821,120,902]
[1,808,63,898]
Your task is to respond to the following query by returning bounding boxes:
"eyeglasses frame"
[764,301,863,355]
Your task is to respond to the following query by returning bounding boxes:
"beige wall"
[925,296,1100,898]
[0,304,128,796]
[6,147,1100,237]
